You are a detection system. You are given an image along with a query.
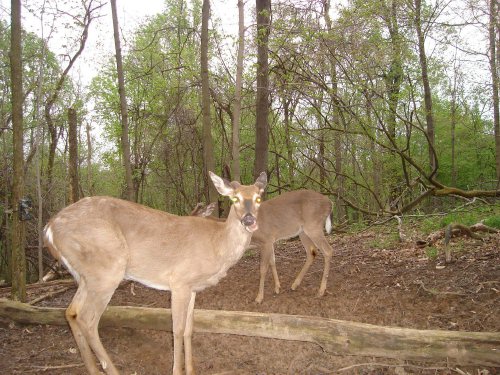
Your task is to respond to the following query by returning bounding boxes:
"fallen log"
[1,298,498,366]
[417,222,499,249]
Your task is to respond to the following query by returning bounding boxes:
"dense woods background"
[0,0,499,299]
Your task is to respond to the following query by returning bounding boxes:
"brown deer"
[43,171,267,375]
[191,190,334,303]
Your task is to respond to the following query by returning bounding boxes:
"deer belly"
[125,273,171,291]
[195,268,229,291]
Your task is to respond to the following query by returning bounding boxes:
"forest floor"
[0,225,499,375]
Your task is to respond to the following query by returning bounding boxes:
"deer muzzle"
[241,213,258,232]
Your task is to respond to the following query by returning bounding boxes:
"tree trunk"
[34,38,46,283]
[415,0,436,175]
[9,0,26,302]
[201,0,218,205]
[86,122,94,196]
[489,0,500,184]
[254,0,271,180]
[283,97,295,187]
[384,0,403,140]
[365,91,382,211]
[231,0,245,182]
[1,298,499,366]
[450,64,458,187]
[45,108,58,198]
[382,0,408,211]
[313,97,327,190]
[323,0,345,221]
[319,131,326,188]
[110,0,134,202]
[44,1,98,209]
[67,108,79,204]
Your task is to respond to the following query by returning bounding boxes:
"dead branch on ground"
[28,287,71,305]
[416,222,498,252]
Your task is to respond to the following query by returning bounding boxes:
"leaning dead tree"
[1,298,498,366]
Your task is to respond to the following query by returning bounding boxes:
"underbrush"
[346,200,500,250]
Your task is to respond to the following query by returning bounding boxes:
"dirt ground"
[1,228,499,375]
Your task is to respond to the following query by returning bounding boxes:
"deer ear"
[230,181,241,189]
[255,172,267,192]
[209,172,234,196]
[203,202,217,216]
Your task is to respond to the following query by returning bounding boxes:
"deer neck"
[216,206,253,257]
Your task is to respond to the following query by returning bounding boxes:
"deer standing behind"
[43,171,267,375]
[192,189,334,303]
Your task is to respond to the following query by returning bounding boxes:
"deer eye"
[231,196,239,203]
[256,197,262,203]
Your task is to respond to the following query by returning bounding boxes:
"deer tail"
[324,202,333,234]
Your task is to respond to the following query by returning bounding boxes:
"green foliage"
[439,211,479,228]
[368,232,400,249]
[425,246,439,260]
[1,0,496,222]
[434,98,497,190]
[482,216,500,229]
[420,203,500,233]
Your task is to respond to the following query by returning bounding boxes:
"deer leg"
[171,288,195,375]
[66,282,101,375]
[79,270,125,375]
[255,243,273,303]
[67,277,123,375]
[303,228,333,297]
[183,291,197,375]
[83,289,122,374]
[314,235,333,297]
[269,248,281,295]
[291,232,316,291]
[62,231,127,375]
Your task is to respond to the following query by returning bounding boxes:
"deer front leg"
[183,291,197,375]
[171,288,195,375]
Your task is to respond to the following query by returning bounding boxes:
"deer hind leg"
[65,240,127,375]
[291,232,317,291]
[255,243,279,303]
[304,227,333,297]
[171,288,196,375]
[269,246,281,295]
[66,283,101,375]
[69,272,125,375]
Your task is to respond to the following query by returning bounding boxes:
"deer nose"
[241,213,256,227]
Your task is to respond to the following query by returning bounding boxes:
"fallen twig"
[0,279,74,293]
[337,362,460,373]
[28,287,71,305]
[415,280,467,296]
[16,363,84,373]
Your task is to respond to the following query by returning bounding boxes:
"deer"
[43,171,267,375]
[191,189,334,303]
